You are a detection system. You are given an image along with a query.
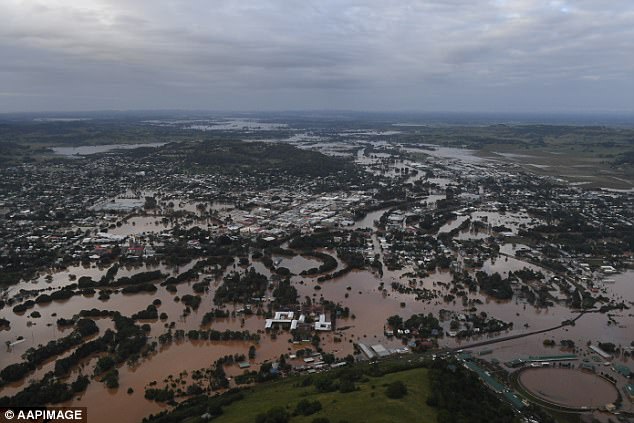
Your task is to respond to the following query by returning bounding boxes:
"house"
[144,245,156,257]
[314,314,332,331]
[124,244,145,258]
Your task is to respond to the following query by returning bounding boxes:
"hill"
[141,357,524,423]
[215,367,435,423]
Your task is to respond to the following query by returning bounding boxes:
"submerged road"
[449,310,588,352]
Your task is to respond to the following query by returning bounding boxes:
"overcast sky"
[0,0,633,113]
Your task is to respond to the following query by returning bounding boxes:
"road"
[449,310,587,352]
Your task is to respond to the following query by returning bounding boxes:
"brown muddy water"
[2,248,632,422]
[518,368,618,408]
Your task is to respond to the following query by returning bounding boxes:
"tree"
[144,196,157,209]
[385,381,407,399]
[294,399,322,416]
[339,379,356,393]
[255,406,289,423]
[387,315,403,329]
[94,356,115,375]
[322,353,335,365]
[0,362,31,382]
[103,369,119,389]
[71,375,89,392]
[272,279,298,305]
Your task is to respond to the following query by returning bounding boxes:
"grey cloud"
[0,0,632,112]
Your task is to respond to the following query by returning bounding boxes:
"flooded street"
[3,200,630,423]
[2,246,594,421]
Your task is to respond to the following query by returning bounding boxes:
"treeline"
[142,390,245,423]
[54,330,115,376]
[615,150,634,164]
[201,308,231,326]
[0,373,90,407]
[387,312,442,338]
[0,319,98,384]
[289,232,339,250]
[188,140,354,179]
[475,271,513,300]
[179,294,202,310]
[157,328,259,345]
[13,286,78,313]
[511,268,544,281]
[426,360,516,423]
[214,268,268,305]
[141,344,545,423]
[336,249,366,269]
[145,355,247,403]
[272,280,298,305]
[234,360,284,386]
[2,311,150,406]
[455,314,513,339]
[132,304,159,320]
[113,270,164,286]
[300,252,338,276]
[316,266,353,282]
[60,313,147,378]
[163,268,199,286]
[78,270,165,288]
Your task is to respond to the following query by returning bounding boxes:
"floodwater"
[2,248,631,421]
[52,143,166,157]
[402,145,489,163]
[0,262,191,366]
[187,119,287,131]
[64,335,312,423]
[108,215,215,236]
[519,368,618,408]
[352,208,391,230]
[3,140,633,421]
[272,255,322,274]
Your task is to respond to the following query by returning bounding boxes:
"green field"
[214,367,436,423]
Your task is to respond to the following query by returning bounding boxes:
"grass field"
[214,367,437,423]
[478,143,633,190]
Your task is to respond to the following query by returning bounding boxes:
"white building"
[314,314,332,331]
[265,311,304,330]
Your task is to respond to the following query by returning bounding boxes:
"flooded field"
[187,119,287,131]
[402,145,489,163]
[518,368,619,408]
[53,143,166,157]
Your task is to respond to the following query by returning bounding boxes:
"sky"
[0,0,633,113]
